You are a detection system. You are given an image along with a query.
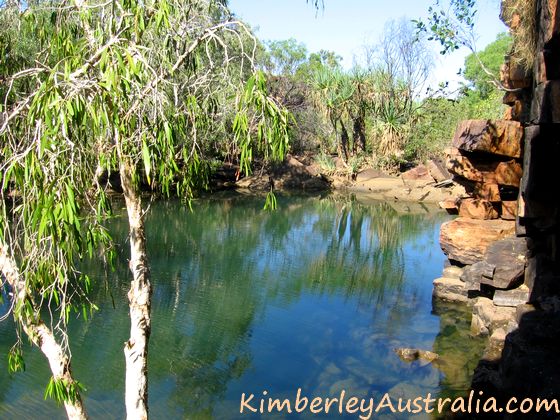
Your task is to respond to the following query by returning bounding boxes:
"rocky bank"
[432,0,560,413]
[232,153,464,205]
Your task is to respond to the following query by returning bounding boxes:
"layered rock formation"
[434,120,529,330]
[434,0,560,406]
[445,120,523,220]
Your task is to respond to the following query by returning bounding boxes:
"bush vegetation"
[259,24,511,171]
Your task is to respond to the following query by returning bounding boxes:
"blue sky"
[228,0,506,90]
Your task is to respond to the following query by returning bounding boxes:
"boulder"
[440,218,516,265]
[236,157,331,192]
[501,200,518,220]
[427,159,451,182]
[447,149,522,187]
[286,155,305,167]
[355,168,390,182]
[453,177,502,202]
[521,125,560,219]
[493,285,530,307]
[433,277,468,303]
[443,265,464,280]
[458,198,499,220]
[516,303,536,324]
[447,149,485,182]
[452,120,523,158]
[494,160,523,187]
[538,0,560,47]
[484,327,508,361]
[461,261,495,291]
[439,198,459,214]
[471,297,517,336]
[530,80,560,123]
[480,237,528,289]
[471,182,502,202]
[394,348,439,365]
[500,60,532,90]
[401,164,432,181]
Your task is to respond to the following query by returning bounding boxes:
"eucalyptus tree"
[0,1,289,419]
[265,38,308,76]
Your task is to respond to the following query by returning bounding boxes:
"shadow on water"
[0,192,485,419]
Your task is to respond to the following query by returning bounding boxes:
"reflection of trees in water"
[310,199,408,302]
[131,193,447,417]
[0,193,449,418]
[283,197,445,311]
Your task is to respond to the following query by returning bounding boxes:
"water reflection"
[0,193,483,419]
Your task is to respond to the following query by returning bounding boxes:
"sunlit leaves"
[7,346,25,374]
[233,71,291,176]
[414,0,477,55]
[0,5,292,409]
[263,189,277,211]
[44,377,86,405]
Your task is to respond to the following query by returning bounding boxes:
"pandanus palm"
[311,67,355,163]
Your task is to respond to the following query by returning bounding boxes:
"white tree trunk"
[119,161,152,420]
[0,244,88,420]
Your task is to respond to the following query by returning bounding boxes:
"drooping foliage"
[0,0,290,415]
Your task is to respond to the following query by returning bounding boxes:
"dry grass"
[501,0,538,70]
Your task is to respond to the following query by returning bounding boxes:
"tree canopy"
[463,32,512,98]
[0,0,290,418]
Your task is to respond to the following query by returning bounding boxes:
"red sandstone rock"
[539,0,560,47]
[472,182,502,202]
[459,198,499,220]
[479,237,528,290]
[427,159,451,182]
[501,200,518,220]
[447,150,484,182]
[495,160,523,187]
[452,120,523,158]
[401,164,432,181]
[453,177,502,202]
[503,91,519,105]
[510,62,532,89]
[447,148,522,188]
[503,107,514,121]
[439,198,459,214]
[440,217,516,265]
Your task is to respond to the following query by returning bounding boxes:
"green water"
[0,193,485,419]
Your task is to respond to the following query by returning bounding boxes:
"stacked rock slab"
[434,0,560,404]
[433,37,535,353]
[434,119,529,333]
[446,119,524,220]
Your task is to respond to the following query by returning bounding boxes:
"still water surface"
[0,193,484,419]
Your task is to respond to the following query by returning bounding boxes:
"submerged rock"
[394,348,440,365]
[470,297,517,336]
